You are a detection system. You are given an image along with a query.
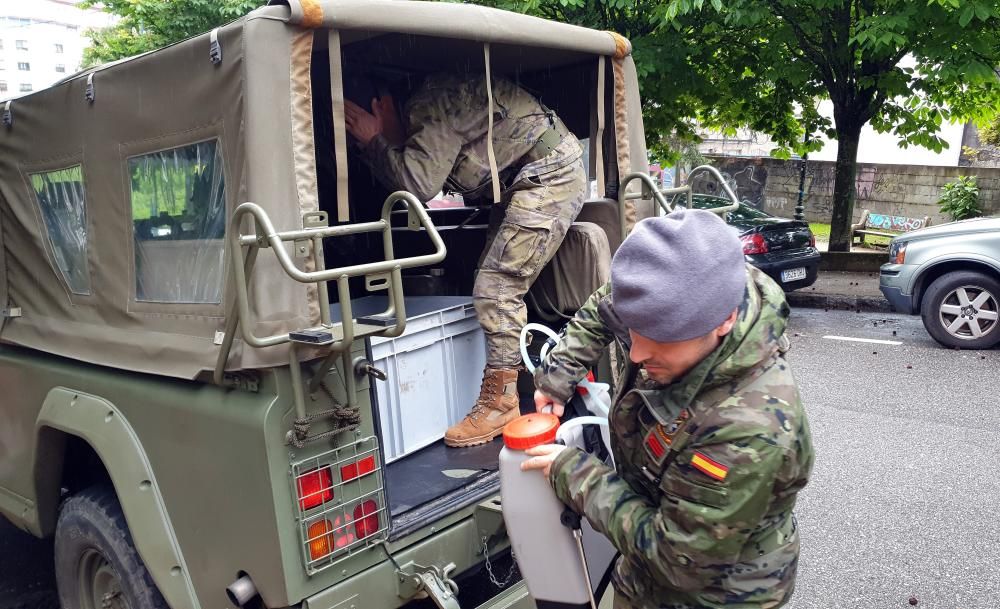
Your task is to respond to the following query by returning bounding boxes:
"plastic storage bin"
[359,296,486,462]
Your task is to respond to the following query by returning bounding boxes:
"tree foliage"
[675,0,1000,250]
[79,0,267,67]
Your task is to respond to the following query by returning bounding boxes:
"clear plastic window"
[129,140,226,304]
[30,165,91,295]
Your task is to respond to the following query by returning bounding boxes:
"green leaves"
[79,0,267,67]
[938,176,982,221]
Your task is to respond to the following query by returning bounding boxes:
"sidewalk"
[786,270,893,312]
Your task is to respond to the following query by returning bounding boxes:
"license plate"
[781,267,807,283]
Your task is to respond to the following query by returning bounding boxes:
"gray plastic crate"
[358,296,486,462]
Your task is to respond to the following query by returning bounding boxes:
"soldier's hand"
[534,389,565,417]
[373,96,405,146]
[520,444,566,477]
[344,100,381,147]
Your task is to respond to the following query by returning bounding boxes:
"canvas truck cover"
[0,0,648,380]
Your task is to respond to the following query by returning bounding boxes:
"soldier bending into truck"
[344,73,586,448]
[522,209,815,608]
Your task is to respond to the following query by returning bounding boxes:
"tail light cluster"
[291,438,386,572]
[741,233,769,255]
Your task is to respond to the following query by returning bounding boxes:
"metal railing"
[617,165,742,241]
[214,191,446,429]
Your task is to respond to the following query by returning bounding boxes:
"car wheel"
[55,485,168,609]
[920,271,1000,349]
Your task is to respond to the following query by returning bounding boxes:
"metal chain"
[482,536,519,589]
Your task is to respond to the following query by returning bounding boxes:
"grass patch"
[808,223,830,240]
[807,221,891,248]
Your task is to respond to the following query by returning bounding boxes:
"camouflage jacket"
[362,73,582,203]
[536,267,814,608]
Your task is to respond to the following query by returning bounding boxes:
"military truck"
[0,1,669,607]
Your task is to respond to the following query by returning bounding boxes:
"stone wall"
[697,156,1000,224]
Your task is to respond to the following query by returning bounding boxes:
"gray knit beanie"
[611,208,747,342]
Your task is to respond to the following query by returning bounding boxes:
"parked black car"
[684,195,820,291]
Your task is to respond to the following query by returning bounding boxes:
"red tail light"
[741,233,769,255]
[353,500,380,539]
[340,455,376,483]
[809,233,816,248]
[297,467,333,511]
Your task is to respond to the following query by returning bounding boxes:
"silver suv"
[880,217,1000,349]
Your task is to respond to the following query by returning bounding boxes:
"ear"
[716,308,739,337]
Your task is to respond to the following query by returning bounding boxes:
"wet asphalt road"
[784,308,1000,609]
[2,307,998,609]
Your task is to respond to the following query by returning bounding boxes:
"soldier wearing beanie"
[522,208,815,609]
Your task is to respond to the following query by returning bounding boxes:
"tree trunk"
[827,122,863,252]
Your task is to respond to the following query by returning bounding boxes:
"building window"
[17,62,29,72]
[19,83,31,92]
[55,65,65,73]
[54,43,64,54]
[15,40,27,51]
[128,139,226,303]
[0,82,6,93]
[30,165,92,295]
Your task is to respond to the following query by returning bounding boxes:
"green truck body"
[0,1,656,607]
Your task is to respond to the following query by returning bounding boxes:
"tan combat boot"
[444,367,521,447]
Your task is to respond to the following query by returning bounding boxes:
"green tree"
[79,0,266,67]
[660,0,1000,250]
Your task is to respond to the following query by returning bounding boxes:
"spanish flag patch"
[690,452,729,481]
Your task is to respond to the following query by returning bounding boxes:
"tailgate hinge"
[396,561,461,609]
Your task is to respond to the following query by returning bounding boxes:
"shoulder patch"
[690,452,729,481]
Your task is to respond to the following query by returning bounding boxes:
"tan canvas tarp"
[0,1,650,380]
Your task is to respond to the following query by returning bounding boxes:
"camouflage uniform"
[362,73,586,367]
[535,266,814,609]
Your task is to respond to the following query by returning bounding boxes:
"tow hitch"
[396,561,460,609]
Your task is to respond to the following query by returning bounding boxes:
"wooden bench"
[850,209,930,247]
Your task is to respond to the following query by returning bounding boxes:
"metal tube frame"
[685,164,741,213]
[617,165,744,241]
[618,172,692,241]
[213,191,447,385]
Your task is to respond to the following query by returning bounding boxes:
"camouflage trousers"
[473,157,587,368]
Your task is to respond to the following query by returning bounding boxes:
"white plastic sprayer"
[498,325,618,608]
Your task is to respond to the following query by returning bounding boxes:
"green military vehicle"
[0,1,665,607]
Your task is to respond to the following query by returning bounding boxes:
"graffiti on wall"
[806,164,899,201]
[866,213,926,231]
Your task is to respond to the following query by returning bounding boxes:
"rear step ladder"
[214,191,446,444]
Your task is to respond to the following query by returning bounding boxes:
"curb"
[786,291,894,313]
[819,251,886,273]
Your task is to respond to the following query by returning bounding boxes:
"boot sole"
[443,428,504,448]
[444,409,519,448]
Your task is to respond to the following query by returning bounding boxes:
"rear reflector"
[340,455,376,483]
[307,515,357,561]
[307,519,333,560]
[353,500,379,539]
[297,467,333,511]
[741,233,769,255]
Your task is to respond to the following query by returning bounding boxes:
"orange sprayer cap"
[503,413,560,450]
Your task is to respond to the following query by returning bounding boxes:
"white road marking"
[822,335,902,346]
